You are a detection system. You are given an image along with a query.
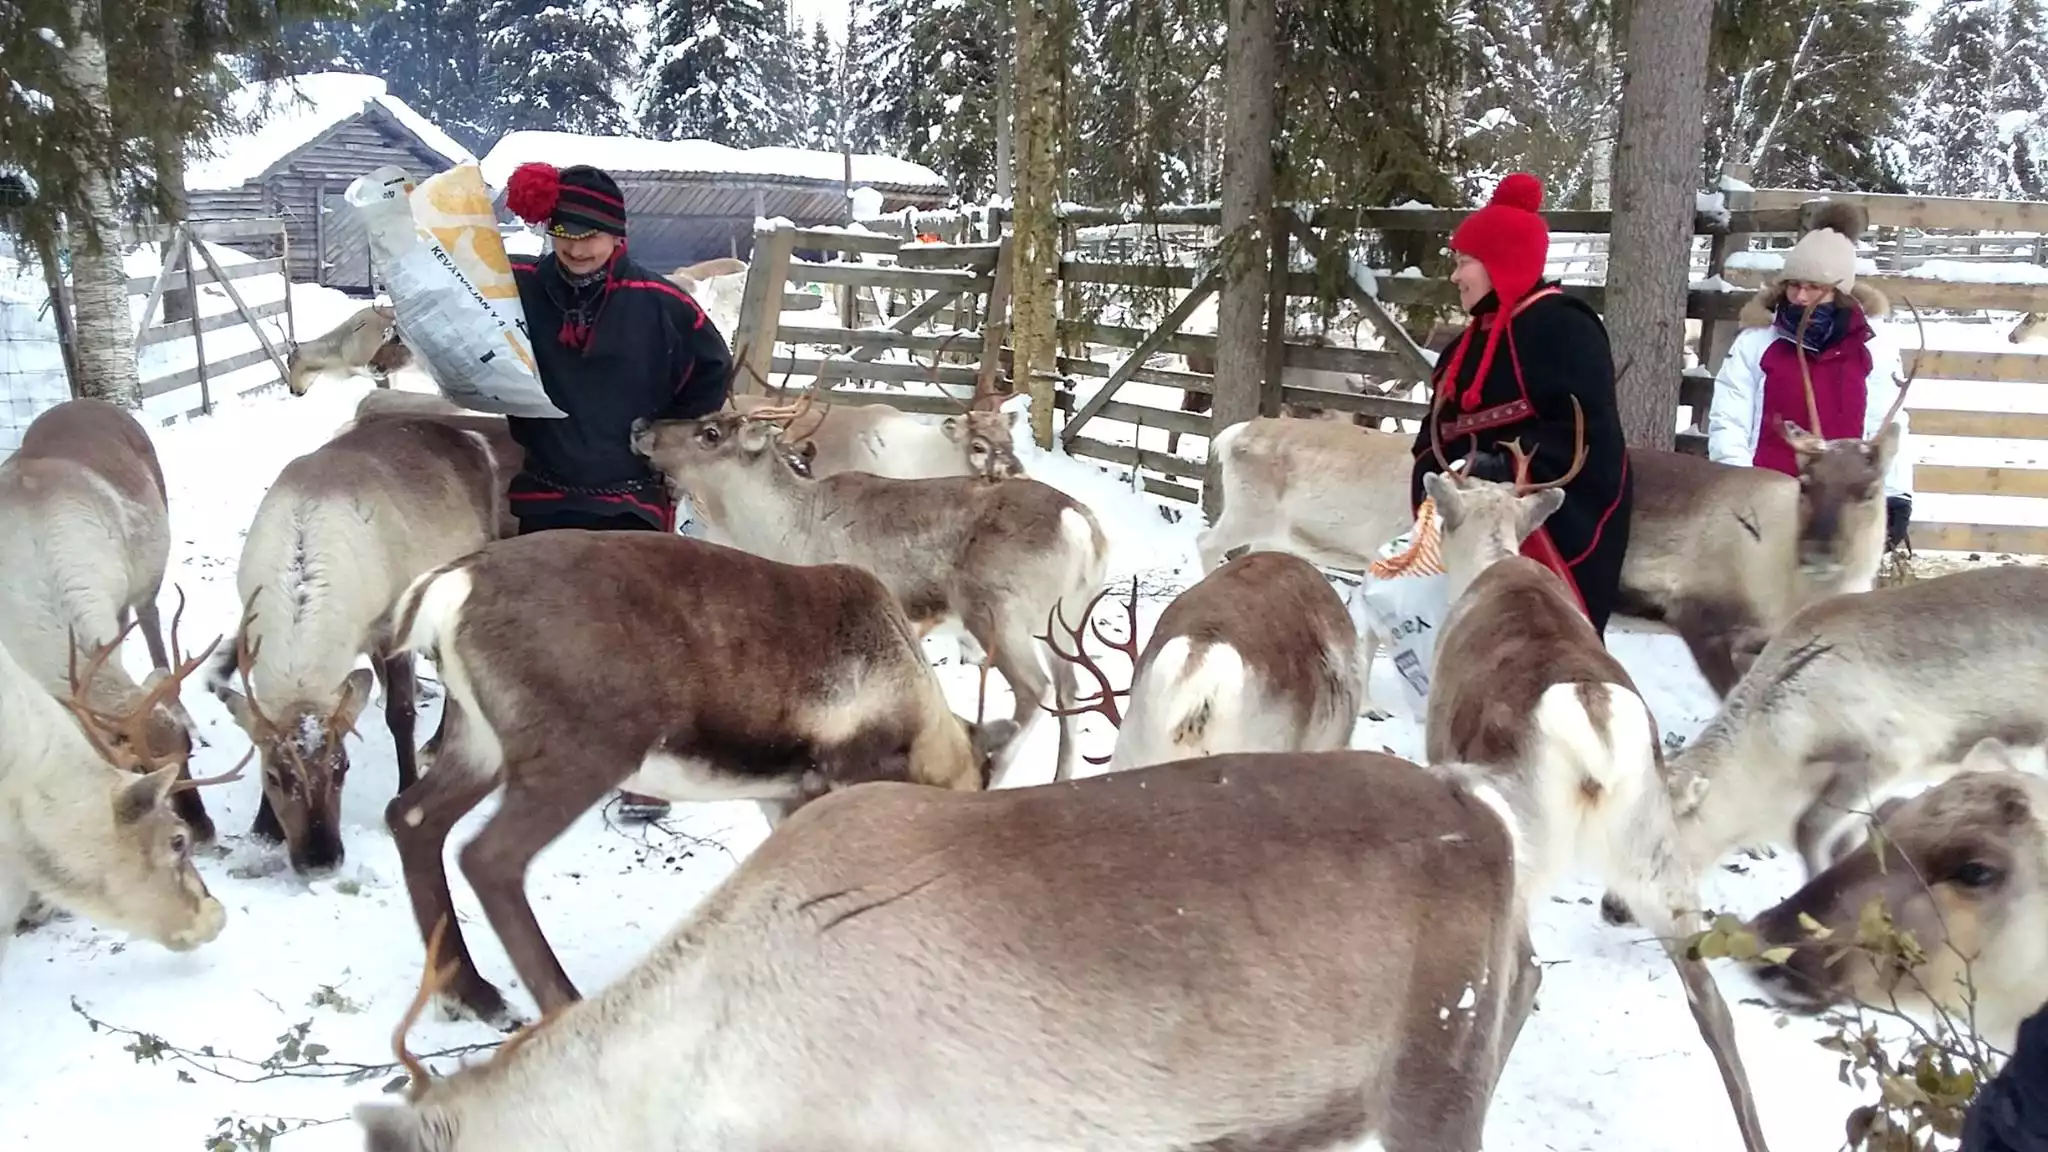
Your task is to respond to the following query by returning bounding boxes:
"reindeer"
[724,348,1023,482]
[664,257,749,339]
[1740,738,2048,1055]
[1,624,239,966]
[1619,564,2048,924]
[373,528,1023,1026]
[287,304,412,395]
[1195,415,1418,574]
[1045,552,1368,772]
[343,390,526,540]
[204,417,503,874]
[1616,302,1922,695]
[0,399,213,838]
[359,747,1545,1152]
[1417,404,1771,1152]
[631,409,1107,785]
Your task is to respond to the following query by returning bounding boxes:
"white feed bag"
[345,163,563,418]
[1353,496,1450,712]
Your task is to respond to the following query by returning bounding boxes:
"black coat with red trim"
[506,248,733,528]
[1408,286,1634,634]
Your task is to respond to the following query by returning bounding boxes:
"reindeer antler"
[1882,296,1925,431]
[927,330,981,414]
[395,914,461,1103]
[1034,577,1141,766]
[1502,395,1589,495]
[62,586,225,774]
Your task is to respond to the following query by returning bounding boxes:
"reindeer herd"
[5,277,2048,1152]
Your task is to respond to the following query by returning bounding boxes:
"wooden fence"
[121,217,296,415]
[732,193,2048,555]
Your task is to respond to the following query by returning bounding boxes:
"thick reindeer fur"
[1110,551,1365,771]
[344,390,526,539]
[1656,565,2048,889]
[0,635,224,965]
[376,530,1020,1026]
[0,399,211,838]
[1617,444,1890,696]
[288,305,407,395]
[1422,471,1771,1152]
[1196,416,1417,573]
[632,411,1107,785]
[1742,740,2048,1054]
[356,751,1540,1152]
[205,418,501,874]
[725,392,1023,480]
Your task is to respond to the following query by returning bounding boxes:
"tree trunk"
[31,228,84,398]
[1604,0,1715,449]
[153,8,195,326]
[995,23,1014,200]
[1206,0,1279,518]
[1587,23,1616,211]
[1011,0,1061,448]
[61,0,143,409]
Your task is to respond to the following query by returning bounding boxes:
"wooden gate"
[125,218,296,415]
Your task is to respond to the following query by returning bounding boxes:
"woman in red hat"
[1408,172,1634,636]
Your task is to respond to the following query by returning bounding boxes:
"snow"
[477,131,948,192]
[2,252,2042,1150]
[185,73,476,193]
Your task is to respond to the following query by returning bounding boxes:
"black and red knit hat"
[504,162,627,239]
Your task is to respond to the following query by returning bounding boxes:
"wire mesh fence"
[0,292,72,463]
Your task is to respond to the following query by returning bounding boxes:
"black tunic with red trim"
[506,247,733,529]
[1408,285,1634,635]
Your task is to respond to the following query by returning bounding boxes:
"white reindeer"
[287,304,412,395]
[205,416,504,874]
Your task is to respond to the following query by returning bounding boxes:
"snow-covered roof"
[185,72,477,192]
[478,131,949,193]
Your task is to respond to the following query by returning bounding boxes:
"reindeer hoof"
[1598,892,1636,927]
[435,987,525,1033]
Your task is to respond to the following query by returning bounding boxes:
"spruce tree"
[482,0,634,136]
[637,0,794,146]
[1995,0,2048,195]
[1910,0,2001,195]
[806,19,841,149]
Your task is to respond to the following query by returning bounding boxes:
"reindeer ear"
[1517,489,1567,539]
[1422,472,1460,531]
[355,1102,438,1152]
[214,686,256,734]
[940,416,964,442]
[335,668,376,734]
[1958,736,2022,776]
[113,763,181,825]
[1868,419,1902,470]
[735,420,776,453]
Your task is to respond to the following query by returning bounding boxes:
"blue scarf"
[1773,298,1841,353]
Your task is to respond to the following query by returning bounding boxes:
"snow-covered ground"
[0,349,1922,1152]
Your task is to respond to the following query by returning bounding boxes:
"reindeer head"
[1777,298,1920,582]
[208,602,374,874]
[630,408,812,517]
[1420,395,1587,605]
[1742,739,2048,1045]
[47,616,242,952]
[942,406,1025,480]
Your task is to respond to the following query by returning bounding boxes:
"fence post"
[179,228,213,414]
[1699,161,1753,375]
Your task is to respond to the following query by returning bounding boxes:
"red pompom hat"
[1450,172,1549,307]
[504,161,628,239]
[1440,173,1551,410]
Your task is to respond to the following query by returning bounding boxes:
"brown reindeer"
[1741,739,2048,1055]
[204,417,504,873]
[359,749,1543,1152]
[287,304,411,395]
[1,622,242,965]
[630,408,1106,785]
[0,399,212,839]
[1045,551,1369,772]
[1418,406,1772,1152]
[1617,301,1922,695]
[373,529,1023,1027]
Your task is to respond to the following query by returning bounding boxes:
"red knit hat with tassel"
[1449,173,1549,307]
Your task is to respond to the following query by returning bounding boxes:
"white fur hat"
[1778,201,1867,292]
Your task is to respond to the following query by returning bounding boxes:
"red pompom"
[1491,172,1544,213]
[505,162,562,225]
